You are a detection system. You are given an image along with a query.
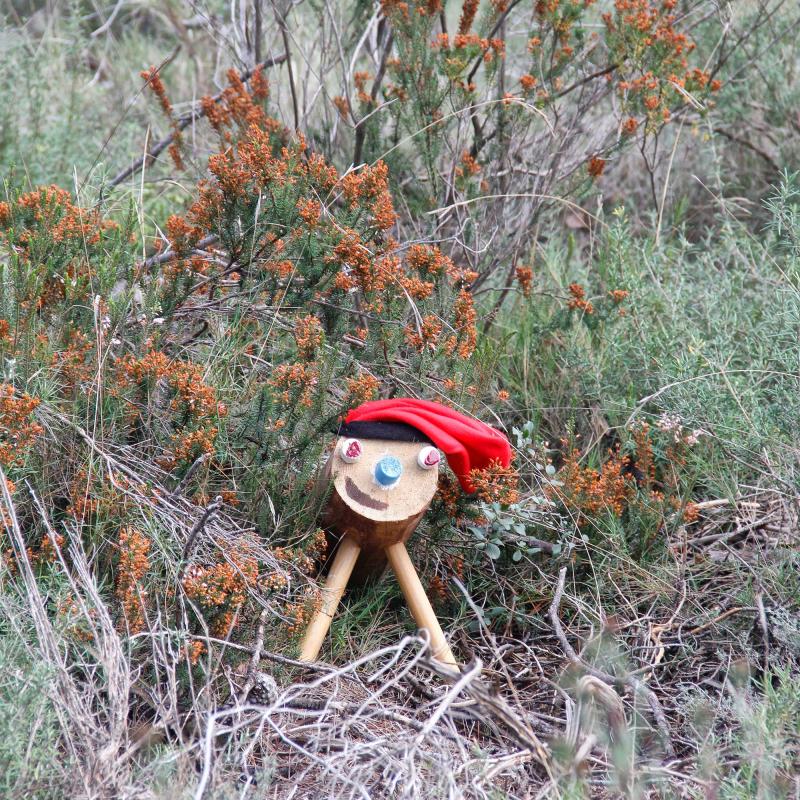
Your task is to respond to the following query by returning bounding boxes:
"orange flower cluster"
[520,73,538,93]
[118,351,225,469]
[66,468,143,523]
[622,117,639,135]
[459,0,479,33]
[200,66,272,134]
[285,601,314,636]
[141,66,184,170]
[468,459,520,505]
[294,314,324,360]
[381,0,441,20]
[399,272,435,301]
[0,385,43,467]
[341,161,397,231]
[52,329,94,391]
[631,421,656,489]
[455,151,481,179]
[182,547,259,636]
[0,185,117,272]
[273,529,327,580]
[116,526,151,634]
[29,529,64,566]
[66,468,100,521]
[170,428,218,465]
[269,362,319,408]
[165,214,204,256]
[182,558,252,608]
[405,314,444,352]
[55,593,97,642]
[345,374,380,404]
[567,283,594,314]
[549,447,634,524]
[682,502,700,524]
[515,266,533,298]
[435,33,506,65]
[0,477,15,531]
[333,95,350,119]
[171,362,219,412]
[604,0,719,126]
[267,259,294,279]
[331,229,385,296]
[429,574,447,602]
[435,473,464,519]
[587,156,606,178]
[185,640,206,665]
[354,71,373,106]
[444,289,478,359]
[406,244,456,278]
[609,289,629,303]
[297,197,321,226]
[283,586,324,636]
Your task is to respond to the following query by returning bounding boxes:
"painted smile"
[345,476,388,511]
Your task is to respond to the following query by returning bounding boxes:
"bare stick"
[549,566,675,757]
[299,535,362,662]
[385,542,458,669]
[272,3,299,131]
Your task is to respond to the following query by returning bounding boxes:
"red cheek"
[346,441,362,459]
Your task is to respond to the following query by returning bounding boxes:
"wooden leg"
[384,541,458,669]
[299,535,361,662]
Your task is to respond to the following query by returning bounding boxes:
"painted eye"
[417,445,441,470]
[339,438,363,463]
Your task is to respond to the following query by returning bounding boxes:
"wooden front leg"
[299,535,361,662]
[384,541,458,669]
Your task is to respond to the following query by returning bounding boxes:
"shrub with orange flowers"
[115,526,151,634]
[130,67,484,527]
[567,283,594,315]
[0,186,119,330]
[603,0,722,129]
[515,266,533,298]
[547,446,634,525]
[468,459,521,506]
[560,277,631,331]
[182,545,260,637]
[0,385,43,467]
[541,415,707,557]
[140,66,185,170]
[116,351,226,471]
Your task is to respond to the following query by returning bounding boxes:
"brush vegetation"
[0,0,798,797]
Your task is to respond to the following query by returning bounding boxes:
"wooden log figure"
[299,398,512,669]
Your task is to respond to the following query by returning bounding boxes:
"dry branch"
[549,565,676,758]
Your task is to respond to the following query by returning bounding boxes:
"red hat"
[339,398,512,493]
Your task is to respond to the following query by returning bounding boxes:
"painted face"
[330,437,441,522]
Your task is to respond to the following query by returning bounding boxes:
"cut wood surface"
[329,439,439,524]
[326,436,439,581]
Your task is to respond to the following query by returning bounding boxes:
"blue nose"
[374,456,402,487]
